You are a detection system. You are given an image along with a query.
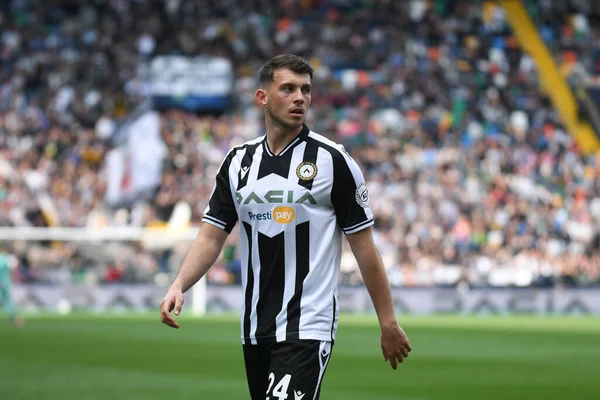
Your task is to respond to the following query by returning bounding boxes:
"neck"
[265,119,303,155]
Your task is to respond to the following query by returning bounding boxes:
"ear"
[255,88,268,108]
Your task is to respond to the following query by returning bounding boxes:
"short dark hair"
[258,54,313,85]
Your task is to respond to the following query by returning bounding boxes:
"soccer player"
[160,54,412,399]
[0,250,22,327]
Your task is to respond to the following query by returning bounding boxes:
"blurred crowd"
[1,0,600,288]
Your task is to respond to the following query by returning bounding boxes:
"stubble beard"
[267,105,305,130]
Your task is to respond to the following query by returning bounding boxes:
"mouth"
[290,108,304,116]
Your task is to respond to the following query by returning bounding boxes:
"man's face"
[261,68,312,129]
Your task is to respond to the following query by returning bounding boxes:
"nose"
[293,88,305,104]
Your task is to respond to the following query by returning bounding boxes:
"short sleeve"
[202,153,238,233]
[331,148,374,234]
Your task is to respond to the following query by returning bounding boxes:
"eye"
[302,86,311,94]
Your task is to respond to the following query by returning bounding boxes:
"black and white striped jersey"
[202,124,374,344]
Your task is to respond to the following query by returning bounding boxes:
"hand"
[381,322,412,370]
[160,286,184,329]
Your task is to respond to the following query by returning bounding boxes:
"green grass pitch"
[1,313,599,399]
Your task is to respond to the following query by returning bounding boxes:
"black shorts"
[243,339,333,400]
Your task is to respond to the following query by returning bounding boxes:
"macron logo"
[294,391,305,400]
[240,166,249,180]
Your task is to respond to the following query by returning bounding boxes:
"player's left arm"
[346,227,412,370]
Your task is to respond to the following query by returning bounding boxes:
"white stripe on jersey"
[202,215,227,230]
[343,219,374,234]
[248,223,261,345]
[274,217,297,342]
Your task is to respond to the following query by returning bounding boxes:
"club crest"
[355,183,370,208]
[296,162,318,181]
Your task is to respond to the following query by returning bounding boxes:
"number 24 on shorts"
[266,373,301,400]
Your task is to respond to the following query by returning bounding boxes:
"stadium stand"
[0,0,599,288]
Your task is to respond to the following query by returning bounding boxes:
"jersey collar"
[263,124,310,157]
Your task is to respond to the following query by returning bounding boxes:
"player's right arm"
[160,223,228,329]
[161,149,239,329]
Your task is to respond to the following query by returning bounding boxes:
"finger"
[401,348,409,358]
[164,315,180,329]
[160,309,171,325]
[395,354,404,364]
[406,342,412,352]
[389,357,398,370]
[174,296,184,316]
[160,297,175,313]
[159,301,173,321]
[160,310,180,329]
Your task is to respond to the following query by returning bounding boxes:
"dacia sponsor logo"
[236,190,316,205]
[248,206,296,224]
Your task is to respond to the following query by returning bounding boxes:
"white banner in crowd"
[104,146,133,205]
[149,56,233,97]
[127,111,166,194]
[104,110,166,206]
[12,285,600,315]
